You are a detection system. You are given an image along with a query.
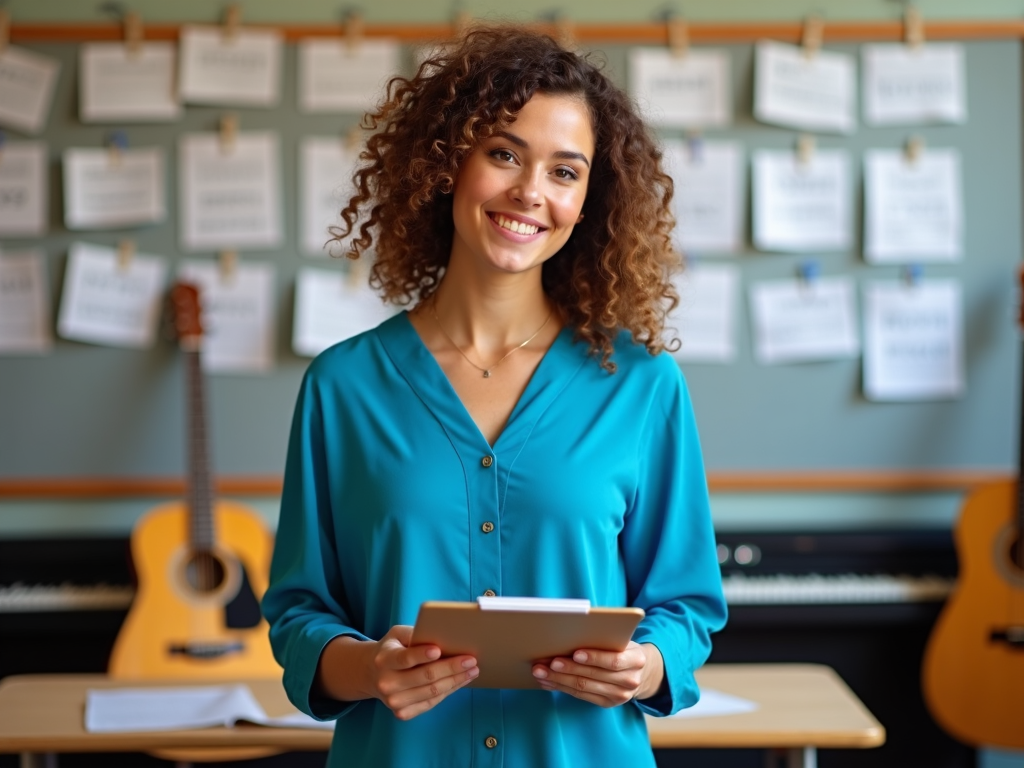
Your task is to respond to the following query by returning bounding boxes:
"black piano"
[0,530,973,768]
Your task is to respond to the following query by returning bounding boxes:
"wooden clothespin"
[344,9,364,53]
[796,133,816,166]
[346,123,363,152]
[904,5,925,50]
[802,14,824,60]
[0,8,9,55]
[223,3,241,43]
[667,15,689,59]
[219,249,238,282]
[904,134,925,165]
[124,11,143,58]
[107,130,128,167]
[117,239,135,272]
[219,113,238,154]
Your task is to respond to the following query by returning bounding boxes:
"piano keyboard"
[0,582,134,612]
[722,573,955,605]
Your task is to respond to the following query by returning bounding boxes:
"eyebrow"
[494,130,591,168]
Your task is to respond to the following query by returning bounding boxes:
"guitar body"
[922,480,1024,748]
[109,499,280,680]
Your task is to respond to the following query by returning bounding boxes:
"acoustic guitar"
[921,273,1024,749]
[109,283,280,679]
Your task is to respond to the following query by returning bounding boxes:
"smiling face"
[449,92,595,278]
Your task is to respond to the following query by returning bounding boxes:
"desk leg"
[20,753,57,768]
[786,747,816,768]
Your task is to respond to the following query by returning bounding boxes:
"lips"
[488,212,546,237]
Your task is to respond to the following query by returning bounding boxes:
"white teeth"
[496,214,539,236]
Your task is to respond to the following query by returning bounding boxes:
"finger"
[387,665,480,719]
[533,674,628,708]
[533,663,642,698]
[567,647,646,672]
[378,637,442,670]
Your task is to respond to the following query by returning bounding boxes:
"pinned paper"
[57,242,168,349]
[0,46,61,134]
[863,279,964,400]
[669,262,739,363]
[63,146,166,229]
[178,25,282,107]
[863,147,962,263]
[79,42,181,122]
[662,139,743,254]
[754,40,855,134]
[862,43,966,126]
[749,274,859,364]
[298,38,401,114]
[627,48,731,129]
[178,131,282,251]
[0,139,47,236]
[300,137,365,257]
[752,148,852,253]
[177,259,276,373]
[0,249,53,354]
[292,267,398,357]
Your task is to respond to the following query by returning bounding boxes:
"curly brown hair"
[333,24,680,371]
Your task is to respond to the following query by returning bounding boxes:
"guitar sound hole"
[1008,534,1024,571]
[184,552,226,594]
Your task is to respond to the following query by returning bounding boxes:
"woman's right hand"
[365,625,479,720]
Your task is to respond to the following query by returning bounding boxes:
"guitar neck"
[184,349,214,554]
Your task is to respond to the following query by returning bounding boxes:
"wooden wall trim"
[0,471,1010,498]
[10,20,1024,45]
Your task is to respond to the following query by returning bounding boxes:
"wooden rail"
[10,20,1024,45]
[0,471,1010,498]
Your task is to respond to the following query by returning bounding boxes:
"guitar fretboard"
[185,349,214,554]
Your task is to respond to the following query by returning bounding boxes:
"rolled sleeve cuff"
[283,623,372,721]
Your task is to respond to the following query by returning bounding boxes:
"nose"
[509,169,542,207]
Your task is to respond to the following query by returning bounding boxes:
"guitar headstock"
[170,282,203,350]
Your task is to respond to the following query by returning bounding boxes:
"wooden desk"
[0,664,883,768]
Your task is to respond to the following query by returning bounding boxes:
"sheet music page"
[0,46,61,134]
[298,38,400,113]
[662,139,743,255]
[752,149,852,253]
[862,43,966,126]
[0,140,48,236]
[863,279,964,401]
[79,42,181,122]
[177,259,276,373]
[627,48,731,129]
[864,148,962,263]
[669,262,739,363]
[293,266,398,357]
[0,249,53,354]
[179,132,282,251]
[178,26,282,107]
[63,147,166,229]
[754,40,855,134]
[57,242,168,349]
[300,137,362,257]
[750,275,859,364]
[668,688,758,719]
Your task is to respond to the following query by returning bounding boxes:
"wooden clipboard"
[411,600,645,689]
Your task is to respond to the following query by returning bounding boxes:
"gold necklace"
[431,299,554,378]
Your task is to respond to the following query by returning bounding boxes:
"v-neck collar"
[376,311,587,455]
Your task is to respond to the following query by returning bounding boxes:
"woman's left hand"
[531,641,664,707]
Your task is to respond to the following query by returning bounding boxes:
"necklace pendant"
[482,370,491,378]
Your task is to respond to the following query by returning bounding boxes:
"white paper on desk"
[179,132,282,251]
[0,249,53,354]
[85,685,334,733]
[662,139,743,255]
[178,26,282,107]
[750,275,859,364]
[299,38,400,114]
[300,137,364,257]
[63,147,166,229]
[293,266,397,357]
[628,48,731,129]
[57,242,167,349]
[864,148,962,263]
[0,140,48,236]
[863,279,964,401]
[754,40,855,134]
[670,688,759,719]
[752,149,852,253]
[178,259,276,373]
[863,43,966,126]
[0,46,60,134]
[669,263,739,363]
[79,42,181,122]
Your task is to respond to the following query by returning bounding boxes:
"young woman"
[262,24,727,768]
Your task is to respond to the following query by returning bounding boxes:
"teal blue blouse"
[262,312,727,768]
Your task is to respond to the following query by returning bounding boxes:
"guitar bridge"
[168,641,245,659]
[989,626,1024,648]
